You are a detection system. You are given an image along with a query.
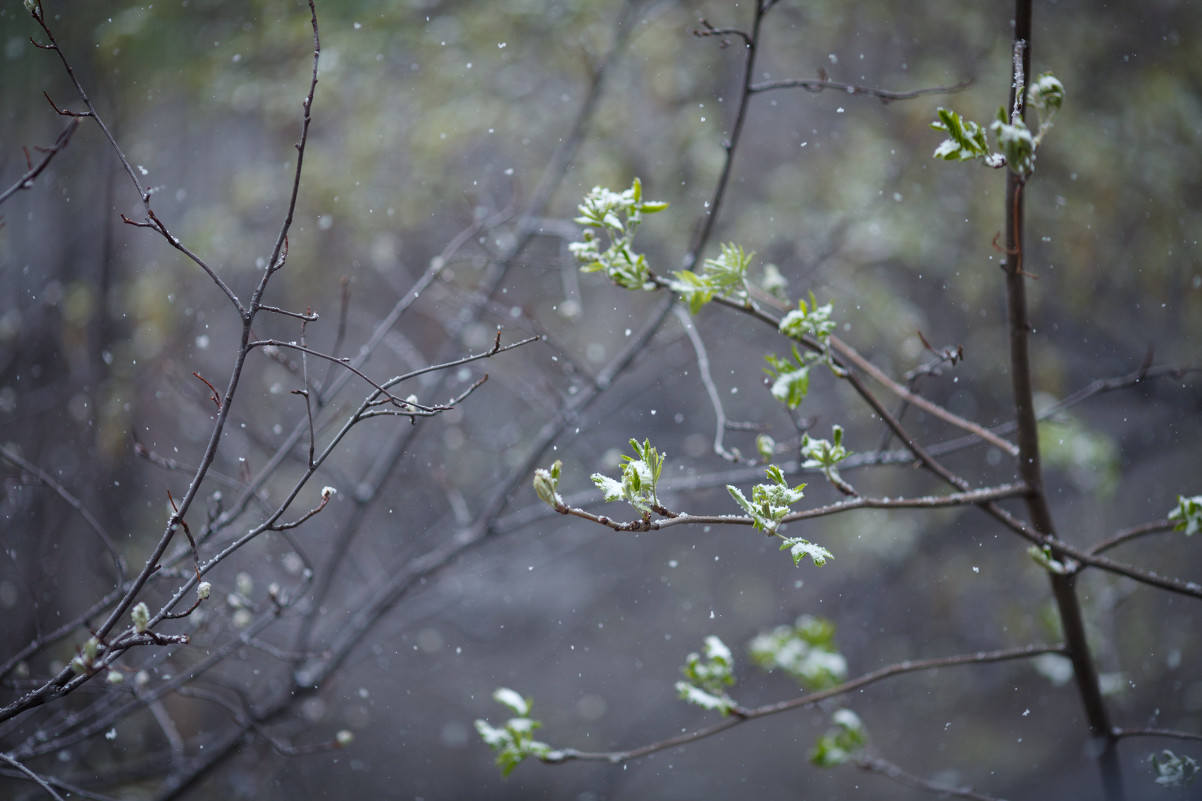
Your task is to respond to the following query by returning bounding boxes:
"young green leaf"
[1149,749,1199,789]
[810,708,868,768]
[1168,494,1202,536]
[569,179,667,291]
[778,292,836,344]
[727,465,807,535]
[801,426,851,485]
[475,689,557,777]
[780,536,833,567]
[677,635,738,715]
[750,614,847,690]
[590,438,666,514]
[763,349,811,410]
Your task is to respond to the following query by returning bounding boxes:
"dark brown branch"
[29,11,242,313]
[1111,727,1202,743]
[553,482,1029,532]
[547,643,1064,764]
[0,752,67,801]
[685,6,766,266]
[0,116,80,208]
[1001,7,1121,798]
[750,76,973,103]
[248,0,320,320]
[1089,519,1176,556]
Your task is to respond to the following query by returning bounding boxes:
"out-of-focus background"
[1,1,1199,799]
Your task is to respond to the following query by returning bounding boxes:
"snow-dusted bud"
[533,460,563,509]
[235,572,254,597]
[131,602,150,633]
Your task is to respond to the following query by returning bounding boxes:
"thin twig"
[0,752,67,801]
[750,76,973,103]
[1111,727,1202,743]
[0,117,81,208]
[856,753,1005,801]
[673,304,750,463]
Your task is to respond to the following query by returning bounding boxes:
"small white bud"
[134,670,150,689]
[131,602,150,633]
[321,486,337,501]
[235,572,253,596]
[197,581,212,600]
[106,670,125,685]
[335,729,355,747]
[232,609,253,629]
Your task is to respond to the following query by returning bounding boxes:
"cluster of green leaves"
[591,438,665,515]
[932,71,1063,175]
[569,178,669,290]
[1168,494,1202,536]
[670,242,756,314]
[764,294,840,411]
[778,292,837,345]
[585,440,831,566]
[571,181,801,322]
[727,467,831,566]
[676,636,738,715]
[748,614,847,690]
[801,426,851,486]
[930,107,998,165]
[727,466,806,536]
[763,347,813,411]
[1149,749,1199,789]
[474,688,556,777]
[810,708,868,768]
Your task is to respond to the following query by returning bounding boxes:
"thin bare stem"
[1089,519,1175,555]
[830,336,1019,457]
[673,304,749,463]
[750,76,973,103]
[1111,728,1202,743]
[0,752,67,801]
[855,753,1005,801]
[686,5,766,267]
[0,117,80,207]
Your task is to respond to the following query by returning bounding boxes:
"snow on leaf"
[492,687,530,716]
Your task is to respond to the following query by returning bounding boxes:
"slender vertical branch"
[686,3,769,266]
[1003,3,1122,799]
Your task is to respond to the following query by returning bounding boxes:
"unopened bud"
[131,602,150,633]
